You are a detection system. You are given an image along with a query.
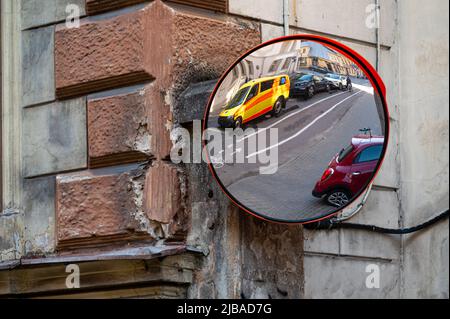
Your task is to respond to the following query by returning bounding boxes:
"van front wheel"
[272,98,283,117]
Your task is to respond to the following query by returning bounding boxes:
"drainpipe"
[283,0,289,36]
[375,0,380,71]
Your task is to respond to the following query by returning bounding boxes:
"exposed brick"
[56,166,155,249]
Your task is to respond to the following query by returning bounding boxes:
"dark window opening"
[281,57,294,70]
[260,80,274,92]
[268,59,282,73]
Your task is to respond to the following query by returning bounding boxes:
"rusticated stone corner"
[55,8,153,99]
[54,0,262,252]
[88,87,151,168]
[144,161,185,225]
[145,84,174,161]
[55,1,260,100]
[142,0,261,90]
[56,166,163,250]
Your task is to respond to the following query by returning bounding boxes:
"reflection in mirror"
[205,38,388,223]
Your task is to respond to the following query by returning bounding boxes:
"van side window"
[245,84,259,103]
[280,77,287,85]
[260,80,274,92]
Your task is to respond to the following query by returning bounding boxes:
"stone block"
[54,8,153,98]
[88,86,151,167]
[144,161,184,224]
[21,0,86,30]
[22,176,56,255]
[296,0,396,47]
[228,0,283,25]
[55,1,260,99]
[22,25,55,107]
[304,254,400,298]
[0,213,23,262]
[55,165,154,249]
[240,215,304,299]
[22,98,87,177]
[261,23,284,42]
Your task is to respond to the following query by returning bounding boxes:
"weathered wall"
[1,0,305,298]
[226,0,448,298]
[1,0,448,298]
[185,162,304,298]
[397,0,449,298]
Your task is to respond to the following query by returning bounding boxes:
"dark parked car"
[312,135,384,207]
[291,74,331,99]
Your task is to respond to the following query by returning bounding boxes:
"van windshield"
[226,87,250,109]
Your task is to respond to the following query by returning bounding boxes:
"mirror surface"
[204,38,388,223]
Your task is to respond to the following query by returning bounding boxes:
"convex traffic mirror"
[204,35,389,223]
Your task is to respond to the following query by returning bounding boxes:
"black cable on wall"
[305,209,449,234]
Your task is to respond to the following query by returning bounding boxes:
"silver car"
[324,73,347,90]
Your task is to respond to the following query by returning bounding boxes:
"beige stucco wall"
[397,0,449,298]
[229,0,449,298]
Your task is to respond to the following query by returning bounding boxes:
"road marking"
[246,91,362,158]
[237,91,348,143]
[352,83,373,95]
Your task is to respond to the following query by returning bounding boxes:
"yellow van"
[218,75,290,128]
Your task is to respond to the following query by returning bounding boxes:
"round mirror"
[203,35,389,223]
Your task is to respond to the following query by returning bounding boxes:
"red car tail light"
[320,168,334,182]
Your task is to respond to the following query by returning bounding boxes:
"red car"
[312,135,384,207]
